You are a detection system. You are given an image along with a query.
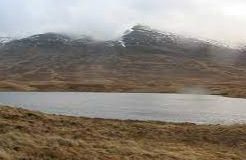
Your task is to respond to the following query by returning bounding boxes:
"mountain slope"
[0,25,245,97]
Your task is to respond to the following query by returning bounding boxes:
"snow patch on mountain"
[0,37,14,44]
[118,40,126,47]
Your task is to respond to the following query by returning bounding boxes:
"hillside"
[0,25,245,97]
[0,105,246,160]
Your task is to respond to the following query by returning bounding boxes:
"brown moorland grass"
[0,80,246,99]
[0,105,246,160]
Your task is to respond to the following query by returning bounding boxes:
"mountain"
[0,25,245,97]
[0,36,14,46]
[122,25,240,62]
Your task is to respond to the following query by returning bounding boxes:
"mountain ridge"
[0,25,245,97]
[0,25,240,49]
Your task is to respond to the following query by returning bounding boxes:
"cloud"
[0,0,246,45]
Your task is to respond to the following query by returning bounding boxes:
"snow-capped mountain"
[0,24,243,65]
[0,37,14,45]
[0,25,238,53]
[121,25,238,57]
[0,25,245,96]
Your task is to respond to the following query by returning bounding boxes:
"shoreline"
[0,105,246,159]
[0,80,246,99]
[0,90,245,100]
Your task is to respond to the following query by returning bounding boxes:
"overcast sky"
[1,0,246,46]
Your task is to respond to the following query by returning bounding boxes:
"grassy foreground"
[0,106,246,160]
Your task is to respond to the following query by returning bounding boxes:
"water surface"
[0,92,246,124]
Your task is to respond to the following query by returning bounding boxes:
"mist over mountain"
[1,1,246,159]
[0,25,245,97]
[2,0,246,45]
[0,25,243,62]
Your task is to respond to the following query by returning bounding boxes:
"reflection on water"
[0,92,246,124]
